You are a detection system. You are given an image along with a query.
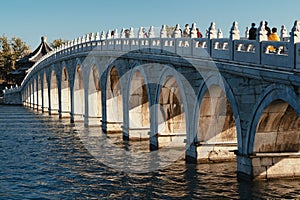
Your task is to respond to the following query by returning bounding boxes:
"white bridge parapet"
[3,20,300,94]
[233,40,260,64]
[211,38,231,60]
[261,40,293,68]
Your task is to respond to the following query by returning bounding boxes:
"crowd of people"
[179,21,281,41]
[178,21,281,43]
[179,24,203,38]
[116,22,281,44]
[248,21,279,41]
[180,21,281,53]
[248,21,280,52]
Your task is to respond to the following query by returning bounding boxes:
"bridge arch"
[193,74,241,162]
[23,84,28,106]
[27,84,31,106]
[73,63,85,121]
[27,83,31,107]
[27,82,33,107]
[87,63,102,126]
[126,66,150,139]
[247,84,300,155]
[27,84,31,107]
[37,74,42,110]
[30,80,33,106]
[60,65,71,117]
[22,85,27,106]
[154,65,189,148]
[43,71,49,112]
[104,65,124,132]
[50,67,59,115]
[33,77,38,109]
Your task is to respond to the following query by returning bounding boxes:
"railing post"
[245,27,249,39]
[128,27,134,38]
[120,38,124,52]
[289,20,300,69]
[217,28,223,38]
[174,38,178,54]
[280,25,289,41]
[148,26,155,38]
[296,43,300,69]
[229,21,240,60]
[138,38,141,50]
[190,23,197,38]
[160,25,168,38]
[256,21,268,64]
[207,22,217,56]
[173,24,182,38]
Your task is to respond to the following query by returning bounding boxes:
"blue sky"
[1,0,299,49]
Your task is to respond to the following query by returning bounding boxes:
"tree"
[50,38,68,49]
[0,35,12,80]
[0,34,30,82]
[11,36,30,70]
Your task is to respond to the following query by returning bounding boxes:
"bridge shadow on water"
[1,105,300,199]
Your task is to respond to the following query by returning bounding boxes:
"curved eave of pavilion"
[18,36,52,65]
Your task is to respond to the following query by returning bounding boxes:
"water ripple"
[1,105,300,199]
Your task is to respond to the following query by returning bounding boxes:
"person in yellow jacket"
[268,27,280,52]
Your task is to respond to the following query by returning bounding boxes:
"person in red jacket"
[196,28,203,38]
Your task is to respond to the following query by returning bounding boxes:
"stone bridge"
[3,21,300,179]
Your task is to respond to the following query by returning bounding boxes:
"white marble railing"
[233,40,260,64]
[261,40,292,68]
[2,85,21,94]
[4,20,300,94]
[211,38,231,60]
[296,43,300,69]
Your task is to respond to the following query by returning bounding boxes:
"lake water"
[1,105,300,199]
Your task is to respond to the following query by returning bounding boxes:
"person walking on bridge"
[268,27,280,52]
[196,28,203,38]
[183,24,190,37]
[265,21,271,36]
[248,23,257,40]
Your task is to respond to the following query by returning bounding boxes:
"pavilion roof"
[18,36,52,64]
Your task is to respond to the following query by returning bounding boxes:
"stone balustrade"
[3,20,300,94]
[2,85,21,94]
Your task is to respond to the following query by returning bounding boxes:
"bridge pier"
[196,142,236,163]
[185,135,237,164]
[236,154,252,178]
[157,133,187,148]
[122,125,150,141]
[60,111,70,118]
[237,153,300,179]
[102,120,123,133]
[85,116,102,127]
[72,114,84,122]
[149,133,159,151]
[185,143,198,163]
[49,108,60,116]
